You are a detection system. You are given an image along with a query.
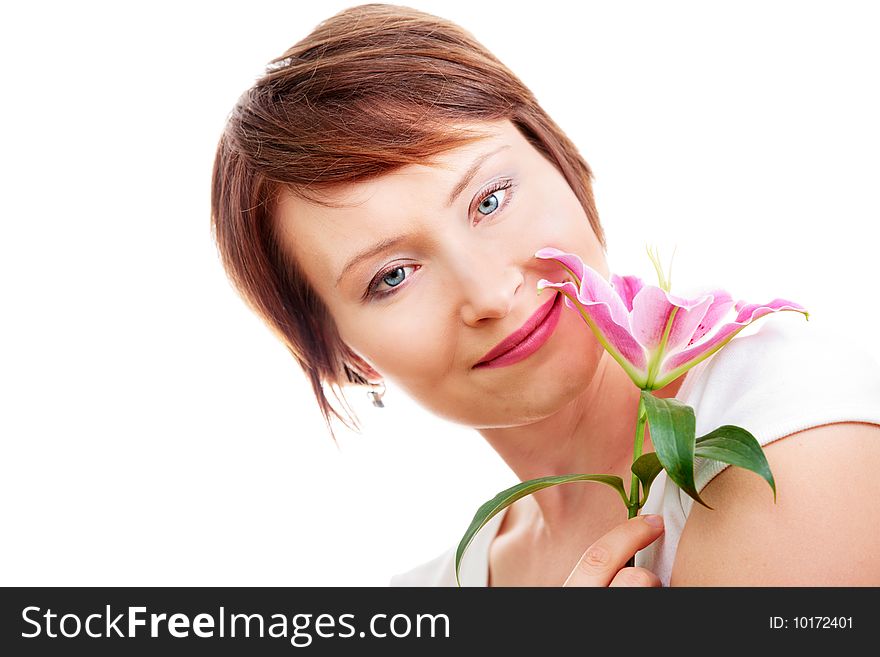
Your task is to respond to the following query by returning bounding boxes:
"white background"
[2,1,878,586]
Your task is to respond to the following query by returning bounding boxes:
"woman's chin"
[450,366,599,428]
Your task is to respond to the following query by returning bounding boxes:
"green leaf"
[631,452,663,508]
[695,425,777,503]
[454,474,628,587]
[640,390,711,510]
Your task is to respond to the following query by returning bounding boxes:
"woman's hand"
[563,514,665,587]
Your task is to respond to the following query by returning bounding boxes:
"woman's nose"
[458,259,524,326]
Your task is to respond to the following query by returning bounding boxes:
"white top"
[389,316,880,586]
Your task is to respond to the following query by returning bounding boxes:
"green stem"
[625,395,648,568]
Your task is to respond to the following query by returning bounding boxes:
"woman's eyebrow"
[335,143,512,288]
[335,235,408,288]
[445,143,511,208]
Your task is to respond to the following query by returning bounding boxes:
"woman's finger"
[562,514,665,587]
[608,566,662,587]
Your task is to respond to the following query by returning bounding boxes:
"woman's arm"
[670,421,880,586]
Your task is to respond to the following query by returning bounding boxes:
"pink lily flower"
[535,247,810,390]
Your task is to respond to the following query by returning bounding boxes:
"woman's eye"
[477,189,505,215]
[474,179,514,219]
[365,264,418,300]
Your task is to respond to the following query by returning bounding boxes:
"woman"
[211,4,880,586]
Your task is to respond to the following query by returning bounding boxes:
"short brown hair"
[210,3,605,443]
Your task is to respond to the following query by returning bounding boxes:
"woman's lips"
[473,292,563,369]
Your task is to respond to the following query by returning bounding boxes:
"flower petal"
[611,274,645,312]
[652,298,810,388]
[534,247,586,287]
[538,278,649,384]
[629,286,715,355]
[535,249,630,326]
[686,289,736,346]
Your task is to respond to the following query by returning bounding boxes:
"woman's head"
[211,3,607,441]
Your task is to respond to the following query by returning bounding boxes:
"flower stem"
[625,395,648,568]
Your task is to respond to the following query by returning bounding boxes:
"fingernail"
[643,514,664,528]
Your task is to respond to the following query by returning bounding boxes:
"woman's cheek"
[522,211,572,246]
[365,313,450,371]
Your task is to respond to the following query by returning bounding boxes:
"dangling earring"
[367,380,386,408]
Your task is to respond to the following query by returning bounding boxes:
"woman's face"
[273,119,609,428]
